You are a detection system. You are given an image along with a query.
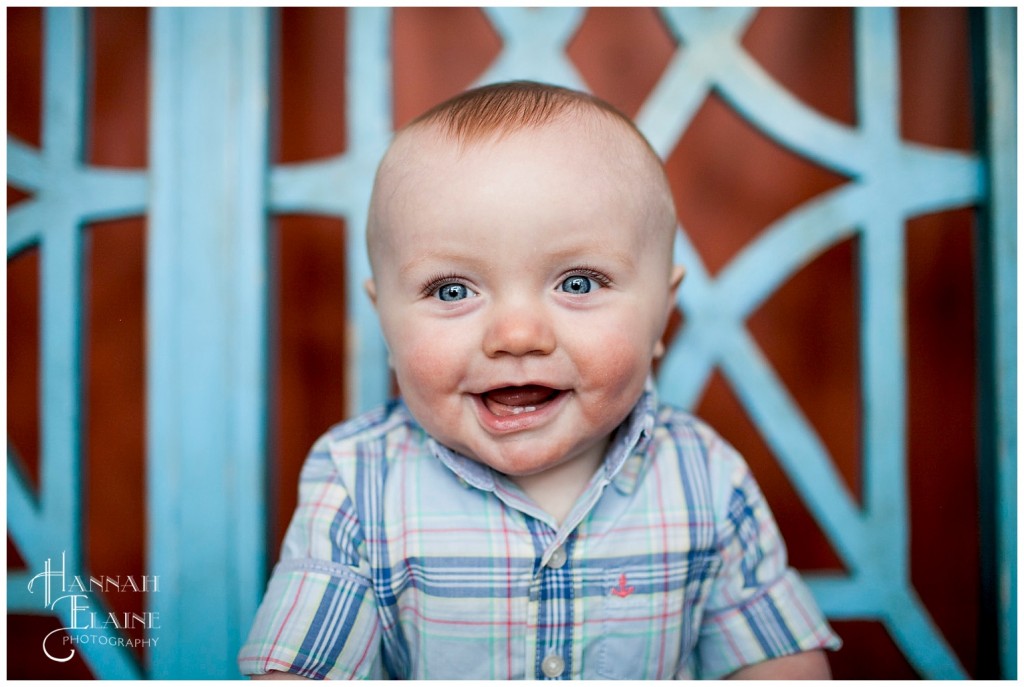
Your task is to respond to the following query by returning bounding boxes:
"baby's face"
[368,121,681,479]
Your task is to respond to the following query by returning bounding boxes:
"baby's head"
[366,81,684,480]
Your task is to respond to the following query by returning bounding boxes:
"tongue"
[483,385,559,416]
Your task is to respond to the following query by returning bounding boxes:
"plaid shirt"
[239,385,839,679]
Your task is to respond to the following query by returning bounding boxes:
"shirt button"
[547,546,567,569]
[541,653,565,678]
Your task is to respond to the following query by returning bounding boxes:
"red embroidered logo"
[610,574,635,598]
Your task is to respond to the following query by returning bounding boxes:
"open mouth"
[480,385,564,417]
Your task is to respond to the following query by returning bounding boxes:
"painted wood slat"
[147,7,270,678]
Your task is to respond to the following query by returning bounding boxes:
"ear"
[364,278,378,307]
[669,264,686,297]
[363,278,394,367]
[653,265,686,360]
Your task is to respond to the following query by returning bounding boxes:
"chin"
[450,436,535,471]
[475,452,552,477]
[475,441,583,478]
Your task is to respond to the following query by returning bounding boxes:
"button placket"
[546,545,567,569]
[528,524,575,680]
[541,653,566,678]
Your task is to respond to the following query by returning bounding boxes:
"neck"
[509,441,607,526]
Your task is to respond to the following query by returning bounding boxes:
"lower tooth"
[511,406,537,415]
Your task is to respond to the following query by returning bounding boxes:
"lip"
[471,385,570,434]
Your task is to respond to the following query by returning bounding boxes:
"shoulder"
[651,402,742,465]
[320,398,415,442]
[302,399,428,481]
[648,402,758,504]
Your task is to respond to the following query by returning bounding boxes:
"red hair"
[408,80,657,155]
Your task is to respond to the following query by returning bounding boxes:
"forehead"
[378,119,655,224]
[366,113,677,280]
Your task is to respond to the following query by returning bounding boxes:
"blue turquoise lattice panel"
[7,8,148,679]
[6,7,1015,679]
[651,8,984,679]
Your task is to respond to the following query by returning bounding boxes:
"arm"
[728,650,832,680]
[691,423,841,679]
[237,434,383,679]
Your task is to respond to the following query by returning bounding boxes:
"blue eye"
[560,275,597,294]
[436,283,474,302]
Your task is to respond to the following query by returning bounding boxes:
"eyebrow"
[542,244,638,271]
[396,243,638,280]
[396,251,482,279]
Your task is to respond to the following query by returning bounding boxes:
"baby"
[239,81,840,680]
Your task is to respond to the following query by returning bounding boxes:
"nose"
[482,299,556,358]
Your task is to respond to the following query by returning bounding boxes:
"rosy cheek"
[395,350,441,390]
[580,334,650,387]
[392,327,467,392]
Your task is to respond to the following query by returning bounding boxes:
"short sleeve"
[237,436,383,679]
[694,430,841,679]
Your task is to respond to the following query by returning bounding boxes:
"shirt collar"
[426,378,658,497]
[429,437,496,492]
[605,378,657,495]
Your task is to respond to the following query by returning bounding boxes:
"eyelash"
[420,272,468,297]
[419,267,612,297]
[562,266,612,289]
